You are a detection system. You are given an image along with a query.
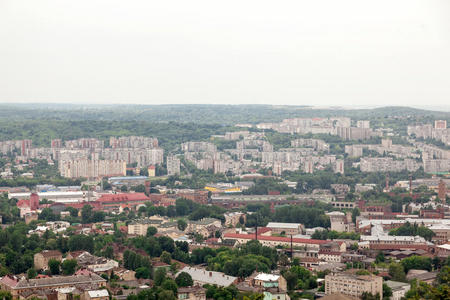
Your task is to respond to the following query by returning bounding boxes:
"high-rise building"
[438,179,447,201]
[51,139,62,148]
[59,159,126,178]
[334,159,344,174]
[435,120,447,130]
[21,139,32,156]
[167,155,181,176]
[357,120,370,129]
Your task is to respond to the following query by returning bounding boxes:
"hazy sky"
[1,0,450,106]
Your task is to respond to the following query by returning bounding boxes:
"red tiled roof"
[256,227,272,234]
[16,199,29,208]
[75,268,94,276]
[0,275,19,288]
[97,193,149,203]
[223,233,328,245]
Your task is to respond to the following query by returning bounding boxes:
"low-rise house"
[84,289,109,300]
[68,251,113,268]
[359,235,431,251]
[34,250,63,270]
[176,267,237,287]
[385,281,410,300]
[237,272,290,300]
[266,222,304,235]
[436,243,450,258]
[127,218,164,236]
[0,274,107,299]
[406,270,438,284]
[223,233,335,251]
[263,288,290,300]
[341,253,366,263]
[114,268,136,281]
[177,286,206,300]
[186,218,222,238]
[386,249,427,260]
[24,212,38,224]
[157,222,178,233]
[318,250,342,263]
[429,224,450,245]
[88,259,119,274]
[56,287,83,300]
[224,212,245,227]
[252,273,287,291]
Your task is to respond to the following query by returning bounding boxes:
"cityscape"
[0,105,449,300]
[1,0,450,299]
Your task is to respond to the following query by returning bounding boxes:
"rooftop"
[266,222,302,229]
[13,274,106,289]
[88,290,109,297]
[223,233,329,245]
[385,280,410,290]
[254,273,280,282]
[177,267,237,287]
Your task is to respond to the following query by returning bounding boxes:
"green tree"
[382,283,392,300]
[157,290,176,300]
[61,259,77,275]
[27,268,37,279]
[160,251,171,264]
[103,246,114,259]
[154,268,167,286]
[283,271,298,291]
[375,251,385,263]
[134,185,146,193]
[351,207,360,223]
[121,185,128,192]
[401,256,432,273]
[361,292,380,300]
[389,263,406,282]
[81,205,93,223]
[66,207,79,218]
[177,219,187,231]
[135,267,151,279]
[146,226,157,237]
[175,272,193,287]
[0,290,12,300]
[48,259,60,275]
[161,279,178,294]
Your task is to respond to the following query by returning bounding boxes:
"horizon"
[1,102,450,113]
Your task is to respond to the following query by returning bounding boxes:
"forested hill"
[0,103,449,125]
[0,104,449,150]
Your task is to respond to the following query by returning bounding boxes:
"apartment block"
[167,155,181,176]
[325,273,383,299]
[59,159,126,178]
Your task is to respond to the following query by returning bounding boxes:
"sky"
[1,0,450,107]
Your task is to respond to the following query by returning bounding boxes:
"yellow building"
[148,165,156,177]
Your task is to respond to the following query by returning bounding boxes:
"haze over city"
[1,0,450,106]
